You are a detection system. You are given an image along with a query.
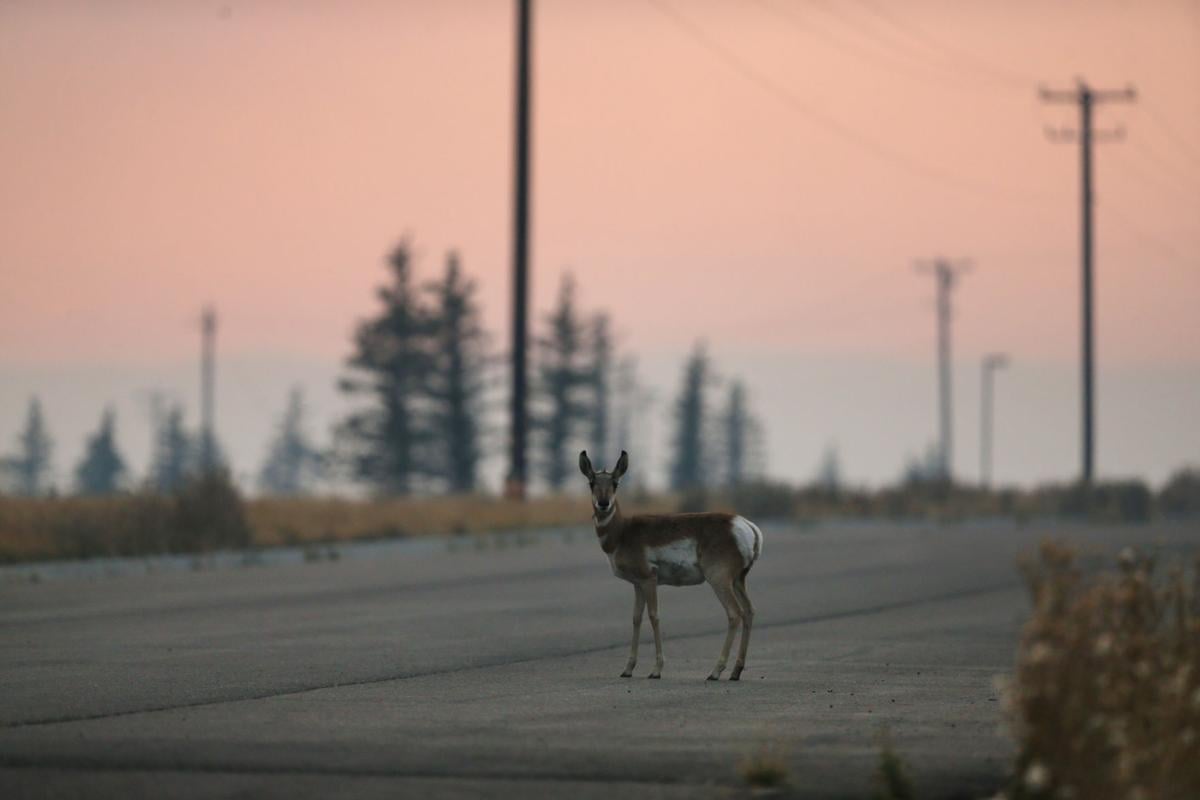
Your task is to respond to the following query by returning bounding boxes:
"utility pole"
[980,353,1010,489]
[1040,79,1135,485]
[915,258,971,483]
[507,0,533,500]
[200,306,217,472]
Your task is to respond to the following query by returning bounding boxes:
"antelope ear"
[612,450,629,481]
[579,450,595,479]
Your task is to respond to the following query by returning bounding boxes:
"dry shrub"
[1160,467,1200,517]
[871,730,915,800]
[738,743,789,789]
[1007,541,1200,799]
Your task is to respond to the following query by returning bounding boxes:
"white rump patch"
[731,516,762,569]
[646,539,705,586]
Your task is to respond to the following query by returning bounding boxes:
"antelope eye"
[589,482,595,489]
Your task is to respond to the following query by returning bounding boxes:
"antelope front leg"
[621,584,645,677]
[642,580,663,678]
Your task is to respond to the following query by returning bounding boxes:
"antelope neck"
[594,500,621,533]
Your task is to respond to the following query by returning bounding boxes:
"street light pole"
[980,353,1010,488]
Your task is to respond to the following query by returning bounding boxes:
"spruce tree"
[670,344,710,491]
[148,405,195,492]
[258,388,325,495]
[719,380,766,487]
[424,252,487,493]
[6,398,54,495]
[588,313,613,468]
[75,409,127,495]
[534,275,591,491]
[723,382,748,488]
[337,240,436,494]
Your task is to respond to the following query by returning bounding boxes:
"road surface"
[2,519,1196,799]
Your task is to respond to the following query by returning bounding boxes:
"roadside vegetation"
[0,477,677,563]
[1004,542,1200,800]
[688,467,1197,525]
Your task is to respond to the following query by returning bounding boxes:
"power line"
[645,0,1049,202]
[1123,139,1200,201]
[1142,101,1200,167]
[755,0,982,96]
[1098,197,1197,270]
[851,0,1038,91]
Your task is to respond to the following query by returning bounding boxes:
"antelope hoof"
[730,666,744,681]
[706,674,720,681]
[647,672,661,680]
[620,671,632,678]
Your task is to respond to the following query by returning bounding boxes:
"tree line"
[0,237,766,497]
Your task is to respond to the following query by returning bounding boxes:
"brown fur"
[598,508,745,582]
[580,449,760,680]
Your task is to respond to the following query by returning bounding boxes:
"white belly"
[647,539,705,586]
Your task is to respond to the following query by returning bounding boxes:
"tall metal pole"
[200,306,217,471]
[980,353,1009,488]
[508,0,533,499]
[1040,79,1135,485]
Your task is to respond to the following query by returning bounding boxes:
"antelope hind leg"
[707,579,742,681]
[730,574,755,681]
[621,584,645,677]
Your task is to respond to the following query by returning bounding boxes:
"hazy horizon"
[2,1,1197,493]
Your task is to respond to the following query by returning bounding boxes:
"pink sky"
[2,0,1196,365]
[1,1,1197,488]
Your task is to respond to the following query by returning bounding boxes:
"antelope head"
[579,450,628,520]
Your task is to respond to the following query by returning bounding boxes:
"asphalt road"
[2,518,1196,799]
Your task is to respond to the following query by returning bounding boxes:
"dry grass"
[247,492,675,547]
[1006,541,1200,800]
[871,730,915,800]
[0,490,676,563]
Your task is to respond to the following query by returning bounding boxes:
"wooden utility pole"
[1040,79,1136,484]
[508,0,533,499]
[916,258,971,483]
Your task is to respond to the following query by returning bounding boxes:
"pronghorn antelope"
[579,450,762,681]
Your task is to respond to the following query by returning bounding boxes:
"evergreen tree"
[588,313,613,468]
[148,405,195,492]
[258,388,325,496]
[424,252,487,493]
[337,240,436,495]
[815,443,843,492]
[6,397,54,495]
[718,380,767,488]
[670,344,710,491]
[534,275,591,490]
[902,442,942,485]
[722,381,749,488]
[75,409,127,495]
[612,356,653,490]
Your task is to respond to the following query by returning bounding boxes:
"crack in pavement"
[0,580,1019,731]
